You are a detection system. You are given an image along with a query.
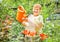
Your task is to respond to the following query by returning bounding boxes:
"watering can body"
[16,6,26,23]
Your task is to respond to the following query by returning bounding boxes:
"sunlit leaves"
[0,0,60,42]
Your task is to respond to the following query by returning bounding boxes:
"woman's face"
[33,5,41,16]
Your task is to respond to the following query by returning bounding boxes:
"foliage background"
[0,0,60,42]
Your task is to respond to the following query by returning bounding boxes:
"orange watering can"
[16,6,27,23]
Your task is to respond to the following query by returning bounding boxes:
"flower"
[28,32,36,37]
[22,30,36,37]
[22,30,29,35]
[40,33,48,40]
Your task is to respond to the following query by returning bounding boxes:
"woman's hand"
[22,21,29,26]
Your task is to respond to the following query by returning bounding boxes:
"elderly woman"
[16,4,48,42]
[22,4,44,37]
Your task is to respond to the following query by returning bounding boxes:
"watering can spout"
[18,6,25,13]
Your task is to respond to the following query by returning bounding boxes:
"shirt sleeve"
[39,15,44,24]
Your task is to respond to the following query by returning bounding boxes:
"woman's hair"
[33,4,41,10]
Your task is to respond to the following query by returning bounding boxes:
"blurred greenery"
[0,0,60,42]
